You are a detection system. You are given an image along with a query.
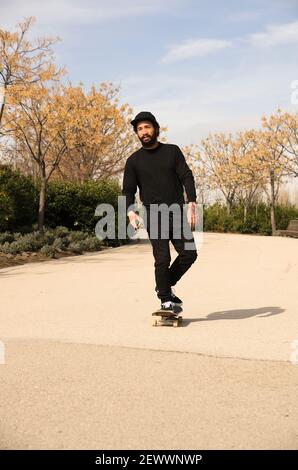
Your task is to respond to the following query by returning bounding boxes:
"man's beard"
[140,130,158,148]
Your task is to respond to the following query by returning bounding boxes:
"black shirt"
[122,142,197,214]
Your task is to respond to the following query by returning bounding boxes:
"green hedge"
[203,202,298,235]
[0,166,129,246]
[44,178,129,246]
[0,165,38,232]
[45,179,119,231]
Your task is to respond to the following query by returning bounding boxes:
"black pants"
[143,205,198,302]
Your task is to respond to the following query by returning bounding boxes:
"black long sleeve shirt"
[122,142,196,214]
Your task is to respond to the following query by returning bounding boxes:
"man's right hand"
[127,211,142,230]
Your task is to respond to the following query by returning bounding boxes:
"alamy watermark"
[0,340,5,364]
[94,197,203,250]
[290,340,298,365]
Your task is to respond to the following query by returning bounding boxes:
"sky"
[1,0,298,198]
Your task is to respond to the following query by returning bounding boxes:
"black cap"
[130,111,159,130]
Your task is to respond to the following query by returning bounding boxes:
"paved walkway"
[0,232,297,449]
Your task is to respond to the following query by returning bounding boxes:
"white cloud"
[158,20,298,67]
[120,58,297,145]
[248,20,298,47]
[160,38,231,64]
[0,0,187,28]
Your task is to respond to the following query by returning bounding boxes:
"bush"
[52,226,70,238]
[0,165,38,232]
[203,203,227,232]
[0,231,15,244]
[40,245,57,258]
[0,225,104,257]
[0,190,14,230]
[80,236,103,251]
[67,231,87,243]
[68,241,84,254]
[51,237,68,251]
[0,232,43,254]
[42,230,56,246]
[275,204,298,230]
[0,169,130,248]
[203,201,298,235]
[45,179,121,232]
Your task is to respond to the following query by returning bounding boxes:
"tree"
[263,110,298,178]
[201,133,242,214]
[54,81,136,182]
[3,83,73,231]
[232,130,267,223]
[256,113,291,234]
[183,143,211,207]
[0,16,64,131]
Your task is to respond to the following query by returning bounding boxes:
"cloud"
[0,0,186,27]
[158,20,298,66]
[248,20,298,47]
[160,38,232,64]
[121,56,297,145]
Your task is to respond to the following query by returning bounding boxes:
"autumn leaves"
[0,17,135,231]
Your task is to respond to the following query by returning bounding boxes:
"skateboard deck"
[152,309,183,327]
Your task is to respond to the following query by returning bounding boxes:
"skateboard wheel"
[152,319,158,326]
[173,320,179,327]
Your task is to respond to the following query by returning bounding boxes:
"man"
[122,111,198,312]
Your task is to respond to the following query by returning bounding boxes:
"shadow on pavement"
[181,306,284,326]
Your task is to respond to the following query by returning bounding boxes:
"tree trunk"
[0,85,7,130]
[244,204,247,223]
[38,164,47,233]
[269,169,277,235]
[226,200,231,216]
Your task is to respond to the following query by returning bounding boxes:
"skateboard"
[152,309,183,327]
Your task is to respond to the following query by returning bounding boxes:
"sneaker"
[170,287,183,307]
[160,301,182,315]
[155,286,183,307]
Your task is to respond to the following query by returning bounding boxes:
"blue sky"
[1,0,298,147]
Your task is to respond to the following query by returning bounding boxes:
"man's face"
[136,120,158,148]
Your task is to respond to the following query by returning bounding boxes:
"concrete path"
[0,232,297,449]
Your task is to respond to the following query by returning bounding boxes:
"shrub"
[45,178,121,233]
[0,231,15,244]
[202,201,298,235]
[52,226,70,238]
[40,245,57,258]
[80,236,103,251]
[0,233,44,253]
[0,165,38,231]
[42,230,56,246]
[67,231,87,243]
[0,190,14,231]
[68,241,84,253]
[51,237,68,251]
